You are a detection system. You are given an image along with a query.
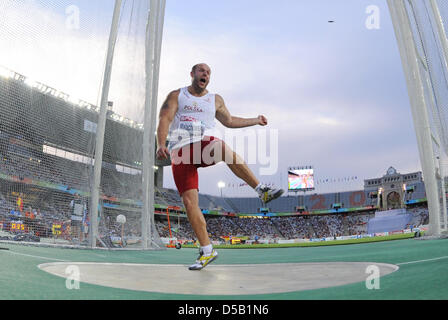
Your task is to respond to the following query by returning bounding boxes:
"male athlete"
[156,63,284,270]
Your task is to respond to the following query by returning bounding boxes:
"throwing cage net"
[388,0,448,236]
[0,0,166,249]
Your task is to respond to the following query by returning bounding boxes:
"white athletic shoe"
[257,185,285,204]
[189,249,219,271]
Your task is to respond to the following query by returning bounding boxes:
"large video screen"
[288,168,315,191]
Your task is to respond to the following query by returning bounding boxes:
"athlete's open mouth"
[200,78,207,84]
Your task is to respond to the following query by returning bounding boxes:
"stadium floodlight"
[218,181,226,189]
[24,78,37,88]
[218,181,226,197]
[79,101,93,110]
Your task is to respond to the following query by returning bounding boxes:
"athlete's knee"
[224,148,244,166]
[182,197,196,210]
[182,190,199,209]
[214,141,236,164]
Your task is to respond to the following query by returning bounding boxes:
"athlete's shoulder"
[214,93,225,106]
[214,93,224,101]
[168,89,181,97]
[164,89,181,103]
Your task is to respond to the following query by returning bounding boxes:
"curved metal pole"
[89,0,122,248]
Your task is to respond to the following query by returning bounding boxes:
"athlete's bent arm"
[215,94,268,129]
[156,90,179,159]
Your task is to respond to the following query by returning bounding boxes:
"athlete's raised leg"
[211,140,284,203]
[211,139,260,188]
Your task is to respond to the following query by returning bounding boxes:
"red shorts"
[171,136,222,195]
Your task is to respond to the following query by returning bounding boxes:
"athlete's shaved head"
[192,63,211,73]
[190,63,211,92]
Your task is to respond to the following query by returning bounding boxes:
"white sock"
[255,183,263,193]
[201,244,213,256]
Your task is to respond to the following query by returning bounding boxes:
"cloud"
[156,10,422,196]
[0,1,423,197]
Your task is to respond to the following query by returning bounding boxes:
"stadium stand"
[406,205,429,229]
[0,71,437,246]
[367,209,413,234]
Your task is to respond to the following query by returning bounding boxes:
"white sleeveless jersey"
[168,87,216,151]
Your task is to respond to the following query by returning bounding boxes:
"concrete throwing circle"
[38,262,399,295]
